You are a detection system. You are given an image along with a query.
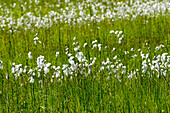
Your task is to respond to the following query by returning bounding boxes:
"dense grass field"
[0,0,170,112]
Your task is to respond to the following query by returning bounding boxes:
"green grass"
[0,0,170,112]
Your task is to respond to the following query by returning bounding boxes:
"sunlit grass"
[0,0,170,112]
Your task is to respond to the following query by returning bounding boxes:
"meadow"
[0,0,170,112]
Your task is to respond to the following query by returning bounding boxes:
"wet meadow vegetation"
[0,0,170,112]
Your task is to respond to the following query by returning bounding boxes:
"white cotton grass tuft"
[33,36,41,45]
[131,48,134,51]
[75,52,84,62]
[155,44,164,51]
[98,44,101,51]
[92,40,97,44]
[34,37,39,41]
[110,30,124,44]
[113,55,117,60]
[115,31,119,34]
[34,37,39,45]
[29,76,34,83]
[112,47,116,51]
[56,52,59,58]
[92,44,97,49]
[44,67,49,75]
[110,30,114,33]
[68,53,72,57]
[37,55,45,69]
[83,43,87,47]
[119,31,123,34]
[74,45,80,51]
[28,52,32,59]
[0,60,3,69]
[73,37,76,40]
[68,56,75,65]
